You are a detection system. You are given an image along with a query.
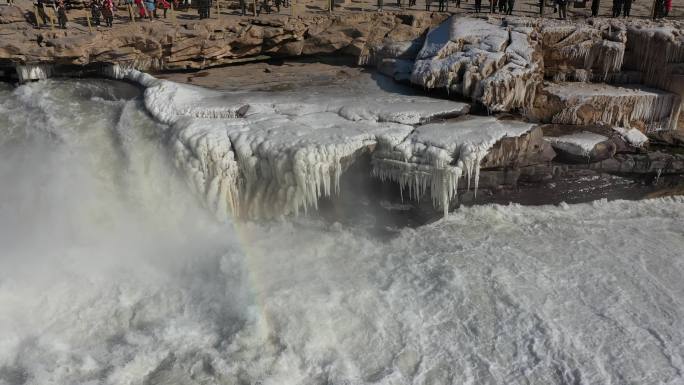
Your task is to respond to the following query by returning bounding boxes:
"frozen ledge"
[372,116,537,217]
[105,65,483,219]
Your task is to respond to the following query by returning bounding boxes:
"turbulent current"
[1,79,684,385]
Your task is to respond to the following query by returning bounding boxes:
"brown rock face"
[0,6,25,24]
[0,12,444,71]
[481,126,556,169]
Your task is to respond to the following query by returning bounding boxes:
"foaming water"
[1,79,684,385]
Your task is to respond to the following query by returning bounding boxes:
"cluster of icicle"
[552,88,681,131]
[15,64,54,83]
[372,117,536,217]
[105,64,350,219]
[409,17,543,113]
[108,64,479,219]
[625,25,684,90]
[552,23,626,81]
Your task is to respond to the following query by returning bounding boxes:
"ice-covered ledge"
[106,65,484,219]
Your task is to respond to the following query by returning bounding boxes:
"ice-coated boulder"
[545,131,616,163]
[410,16,543,112]
[372,115,538,216]
[541,19,627,82]
[532,83,681,131]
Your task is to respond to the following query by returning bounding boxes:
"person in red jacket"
[665,0,672,16]
[134,0,147,18]
[101,0,114,26]
[156,0,170,18]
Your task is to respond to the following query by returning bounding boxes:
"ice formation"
[372,116,535,216]
[3,80,684,385]
[15,64,54,83]
[106,65,472,219]
[613,126,648,147]
[545,82,682,131]
[625,24,684,90]
[410,17,542,112]
[542,21,627,81]
[545,131,608,157]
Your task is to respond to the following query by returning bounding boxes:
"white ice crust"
[545,131,608,156]
[411,17,541,112]
[106,65,473,218]
[613,126,649,147]
[373,116,536,216]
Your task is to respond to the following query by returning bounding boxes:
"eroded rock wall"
[0,9,446,71]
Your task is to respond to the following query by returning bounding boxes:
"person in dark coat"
[498,0,506,13]
[91,0,101,25]
[505,0,513,14]
[557,0,567,18]
[611,0,622,16]
[438,0,445,11]
[56,0,67,28]
[408,0,415,7]
[258,0,271,14]
[198,0,211,18]
[425,0,431,10]
[474,0,481,12]
[491,0,497,12]
[590,0,599,15]
[622,0,631,16]
[239,0,247,14]
[35,0,49,26]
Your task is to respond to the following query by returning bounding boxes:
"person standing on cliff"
[438,0,445,12]
[424,0,430,11]
[134,0,147,18]
[490,0,497,13]
[621,0,632,17]
[156,0,170,18]
[611,0,622,16]
[239,0,247,14]
[557,0,567,18]
[56,0,67,28]
[35,0,49,27]
[474,0,481,12]
[505,0,513,14]
[91,0,101,25]
[102,0,114,26]
[590,0,599,15]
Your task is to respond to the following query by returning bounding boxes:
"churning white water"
[0,79,683,385]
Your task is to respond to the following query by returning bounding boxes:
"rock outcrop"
[408,17,542,112]
[0,11,445,71]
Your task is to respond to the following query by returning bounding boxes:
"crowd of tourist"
[24,0,677,30]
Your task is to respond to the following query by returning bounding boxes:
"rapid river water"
[0,79,683,385]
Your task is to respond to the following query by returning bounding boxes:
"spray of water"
[0,79,683,385]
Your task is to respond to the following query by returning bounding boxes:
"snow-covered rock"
[546,131,616,163]
[372,116,537,216]
[538,82,681,132]
[106,65,472,219]
[410,16,543,112]
[541,20,627,82]
[613,127,648,148]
